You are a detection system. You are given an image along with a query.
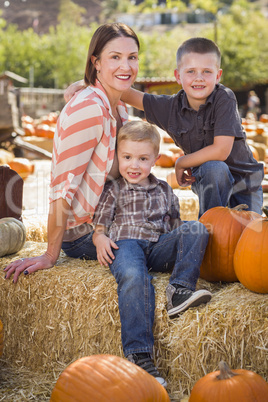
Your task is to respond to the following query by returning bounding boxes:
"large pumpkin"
[50,354,170,402]
[234,207,268,293]
[199,205,261,282]
[0,217,26,257]
[189,361,268,402]
[0,319,3,357]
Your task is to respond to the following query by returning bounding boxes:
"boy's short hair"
[118,120,160,155]
[176,37,221,67]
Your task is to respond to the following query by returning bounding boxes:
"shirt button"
[197,116,201,120]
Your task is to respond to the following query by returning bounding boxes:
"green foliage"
[47,22,93,88]
[137,27,190,78]
[58,0,86,25]
[100,0,135,21]
[0,20,93,88]
[0,0,266,90]
[200,0,268,88]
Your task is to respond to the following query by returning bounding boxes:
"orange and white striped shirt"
[49,80,128,230]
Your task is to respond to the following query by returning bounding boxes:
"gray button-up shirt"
[143,83,264,191]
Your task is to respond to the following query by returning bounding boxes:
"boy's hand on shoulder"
[92,231,119,267]
[64,79,86,102]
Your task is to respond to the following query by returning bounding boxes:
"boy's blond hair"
[118,120,160,155]
[176,37,221,68]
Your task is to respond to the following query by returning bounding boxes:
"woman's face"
[93,36,139,100]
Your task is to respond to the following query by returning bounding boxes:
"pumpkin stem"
[262,206,268,219]
[232,204,249,211]
[216,361,238,380]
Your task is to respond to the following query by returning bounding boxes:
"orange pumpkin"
[189,361,268,402]
[35,124,55,139]
[155,151,175,168]
[166,171,179,189]
[163,136,174,144]
[0,319,3,357]
[8,158,35,180]
[23,123,36,136]
[166,171,191,190]
[50,354,170,402]
[248,144,259,161]
[234,206,268,294]
[256,124,265,135]
[21,115,34,125]
[199,205,261,282]
[259,114,268,123]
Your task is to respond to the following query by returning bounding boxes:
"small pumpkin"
[35,124,55,139]
[189,361,268,402]
[50,354,170,402]
[248,144,259,161]
[23,123,36,136]
[199,205,261,282]
[0,217,26,257]
[0,319,3,357]
[8,158,34,180]
[163,136,174,144]
[233,206,268,294]
[166,171,191,190]
[155,151,175,168]
[259,114,268,123]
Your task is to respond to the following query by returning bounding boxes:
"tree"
[138,27,190,78]
[200,0,268,89]
[58,0,86,25]
[47,22,93,88]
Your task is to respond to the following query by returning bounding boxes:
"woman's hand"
[64,79,86,102]
[3,253,55,284]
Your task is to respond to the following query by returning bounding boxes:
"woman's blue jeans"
[61,231,97,260]
[191,161,263,218]
[109,221,209,357]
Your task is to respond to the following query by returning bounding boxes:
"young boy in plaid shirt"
[92,120,211,386]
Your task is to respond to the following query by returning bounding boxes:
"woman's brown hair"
[84,23,140,86]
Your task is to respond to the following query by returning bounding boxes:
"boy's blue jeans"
[62,221,209,358]
[109,221,208,357]
[191,161,263,218]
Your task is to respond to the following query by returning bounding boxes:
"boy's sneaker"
[127,353,167,388]
[166,284,212,318]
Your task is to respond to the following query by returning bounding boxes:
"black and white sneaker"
[166,284,212,318]
[127,353,167,388]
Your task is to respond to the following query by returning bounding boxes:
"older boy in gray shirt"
[122,38,264,217]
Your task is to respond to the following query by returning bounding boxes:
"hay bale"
[23,214,48,242]
[0,242,267,400]
[174,190,199,221]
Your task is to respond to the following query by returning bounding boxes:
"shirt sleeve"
[161,181,181,228]
[93,181,117,229]
[49,100,104,206]
[170,189,181,219]
[213,88,244,139]
[143,93,174,132]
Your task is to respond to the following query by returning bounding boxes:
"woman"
[4,23,139,283]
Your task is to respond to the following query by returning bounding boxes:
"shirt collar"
[180,83,219,112]
[90,80,127,119]
[120,173,160,190]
